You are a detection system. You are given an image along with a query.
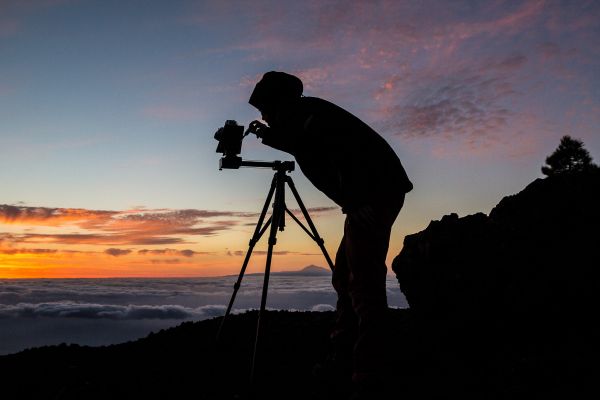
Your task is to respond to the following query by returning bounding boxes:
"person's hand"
[247,120,269,138]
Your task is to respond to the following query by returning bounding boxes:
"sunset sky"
[1,0,599,278]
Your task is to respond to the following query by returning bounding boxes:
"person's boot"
[349,370,389,399]
[349,313,391,398]
[312,329,355,387]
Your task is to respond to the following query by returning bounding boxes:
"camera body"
[215,120,244,169]
[214,119,295,172]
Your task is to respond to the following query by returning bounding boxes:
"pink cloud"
[371,58,520,142]
[0,204,117,227]
[225,2,537,112]
[453,0,546,38]
[1,205,258,246]
[190,1,598,159]
[545,2,600,33]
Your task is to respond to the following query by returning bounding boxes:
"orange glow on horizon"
[1,203,344,279]
[0,240,336,279]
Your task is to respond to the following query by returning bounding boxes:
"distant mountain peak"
[273,265,330,276]
[299,265,327,273]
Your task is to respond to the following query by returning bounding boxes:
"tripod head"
[219,157,295,172]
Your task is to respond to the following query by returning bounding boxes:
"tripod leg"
[216,218,272,342]
[216,174,277,342]
[285,176,335,271]
[250,170,285,383]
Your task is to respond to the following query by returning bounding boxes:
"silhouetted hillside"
[0,310,415,400]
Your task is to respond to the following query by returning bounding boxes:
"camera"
[214,119,295,172]
[214,120,244,169]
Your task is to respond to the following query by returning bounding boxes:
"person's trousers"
[331,195,404,382]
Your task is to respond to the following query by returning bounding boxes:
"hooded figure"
[248,71,412,391]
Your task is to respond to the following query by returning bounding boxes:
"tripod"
[216,160,335,383]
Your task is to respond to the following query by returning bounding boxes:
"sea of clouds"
[0,274,407,355]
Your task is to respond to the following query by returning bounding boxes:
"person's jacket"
[260,97,413,213]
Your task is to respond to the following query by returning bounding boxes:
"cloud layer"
[0,302,226,320]
[0,273,407,354]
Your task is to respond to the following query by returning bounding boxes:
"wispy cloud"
[205,0,597,156]
[377,58,521,139]
[104,248,132,257]
[0,248,58,255]
[1,204,256,246]
[0,204,117,227]
[17,232,190,246]
[138,248,204,257]
[270,2,531,132]
[290,206,338,215]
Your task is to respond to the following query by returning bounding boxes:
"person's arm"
[248,120,296,154]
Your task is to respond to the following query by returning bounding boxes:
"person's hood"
[249,71,303,111]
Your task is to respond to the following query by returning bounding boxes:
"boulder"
[393,171,600,320]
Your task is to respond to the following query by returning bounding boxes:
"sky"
[1,0,599,278]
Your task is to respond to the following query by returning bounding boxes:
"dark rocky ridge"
[1,173,597,398]
[393,171,600,397]
[394,171,599,320]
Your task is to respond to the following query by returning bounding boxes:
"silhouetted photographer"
[247,71,413,395]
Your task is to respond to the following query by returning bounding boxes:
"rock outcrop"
[393,171,599,318]
[393,171,600,395]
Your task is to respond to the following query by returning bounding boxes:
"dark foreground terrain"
[2,172,598,399]
[0,305,591,399]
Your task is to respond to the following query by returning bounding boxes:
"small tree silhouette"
[541,135,598,176]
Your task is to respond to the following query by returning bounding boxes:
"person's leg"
[330,227,358,355]
[313,228,356,383]
[345,197,404,385]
